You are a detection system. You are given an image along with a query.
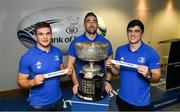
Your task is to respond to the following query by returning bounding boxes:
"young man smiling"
[17,21,72,111]
[106,19,161,111]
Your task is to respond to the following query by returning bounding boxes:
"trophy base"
[78,73,106,101]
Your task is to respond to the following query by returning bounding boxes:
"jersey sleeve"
[68,40,77,57]
[108,41,113,56]
[58,49,63,64]
[18,55,30,75]
[115,47,121,60]
[149,50,160,70]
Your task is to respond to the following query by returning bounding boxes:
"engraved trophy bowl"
[75,42,109,62]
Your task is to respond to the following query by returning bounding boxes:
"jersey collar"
[84,33,98,42]
[128,41,145,53]
[35,45,52,54]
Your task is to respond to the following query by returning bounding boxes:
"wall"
[0,0,180,91]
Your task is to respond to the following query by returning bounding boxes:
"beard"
[85,27,97,35]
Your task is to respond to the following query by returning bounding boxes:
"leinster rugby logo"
[138,57,146,64]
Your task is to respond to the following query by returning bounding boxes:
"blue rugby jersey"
[115,42,160,106]
[19,45,63,106]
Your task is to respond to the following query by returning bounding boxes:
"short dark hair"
[127,19,144,33]
[34,21,52,34]
[84,12,98,23]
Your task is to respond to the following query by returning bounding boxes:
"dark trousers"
[116,96,148,111]
[30,98,64,111]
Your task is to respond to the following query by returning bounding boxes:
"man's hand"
[67,66,73,75]
[33,75,45,86]
[137,65,149,77]
[105,58,113,68]
[104,81,112,94]
[73,83,79,95]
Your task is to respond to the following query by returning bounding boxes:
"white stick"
[111,60,139,69]
[44,69,68,78]
[111,90,118,96]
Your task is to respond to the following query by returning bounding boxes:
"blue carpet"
[0,81,74,111]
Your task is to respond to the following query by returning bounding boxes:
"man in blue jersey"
[106,19,161,111]
[17,22,72,111]
[67,12,113,95]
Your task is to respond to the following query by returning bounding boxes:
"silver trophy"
[75,42,109,101]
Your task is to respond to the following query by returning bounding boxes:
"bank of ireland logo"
[17,19,107,54]
[16,7,107,55]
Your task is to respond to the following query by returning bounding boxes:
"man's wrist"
[30,79,36,87]
[74,82,79,85]
[145,71,151,79]
[104,80,111,84]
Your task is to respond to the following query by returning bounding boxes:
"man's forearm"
[67,66,78,85]
[110,65,120,75]
[148,69,161,83]
[105,68,112,81]
[71,66,79,85]
[17,78,35,89]
[67,56,78,85]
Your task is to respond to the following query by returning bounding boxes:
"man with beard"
[17,21,72,111]
[105,19,161,111]
[67,12,113,96]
